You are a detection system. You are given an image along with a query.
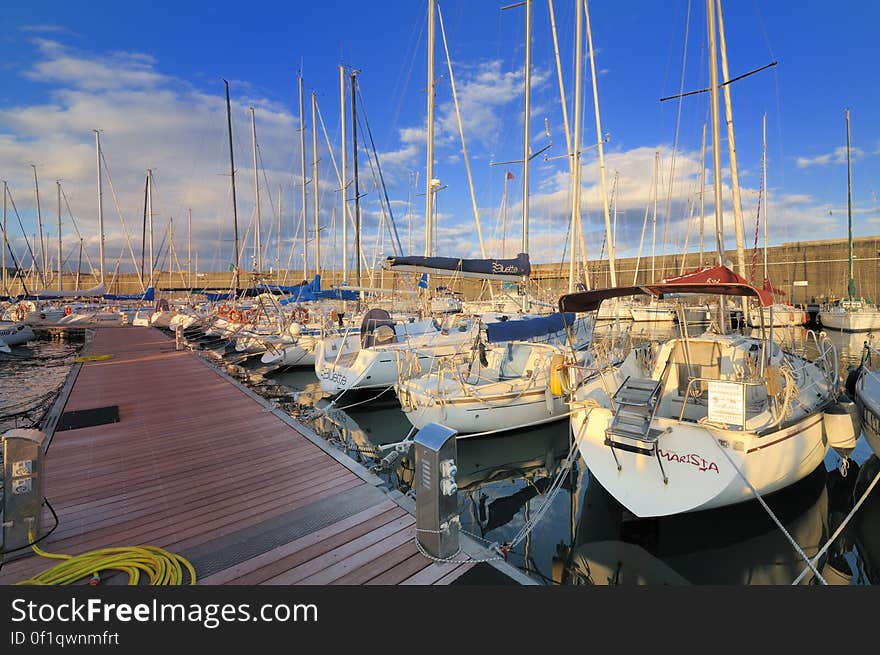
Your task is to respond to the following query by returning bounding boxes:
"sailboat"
[818,109,880,332]
[559,0,841,518]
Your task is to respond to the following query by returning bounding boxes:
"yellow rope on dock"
[73,354,114,363]
[17,535,196,586]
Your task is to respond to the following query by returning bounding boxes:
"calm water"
[0,331,84,433]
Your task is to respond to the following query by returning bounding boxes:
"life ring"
[228,309,243,322]
[218,305,231,318]
[14,305,27,321]
[245,308,257,320]
[64,305,71,316]
[293,307,309,323]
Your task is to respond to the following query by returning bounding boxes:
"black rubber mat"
[56,405,120,432]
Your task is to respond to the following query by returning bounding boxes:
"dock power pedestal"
[413,423,459,560]
[1,428,46,561]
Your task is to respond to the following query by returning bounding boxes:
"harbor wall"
[5,235,880,304]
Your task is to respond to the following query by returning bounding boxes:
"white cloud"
[796,145,865,168]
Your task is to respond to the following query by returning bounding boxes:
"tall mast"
[699,122,707,265]
[147,169,154,288]
[168,216,174,288]
[312,91,321,276]
[762,113,768,281]
[715,0,746,281]
[707,0,727,332]
[340,64,348,283]
[297,74,308,281]
[585,0,616,287]
[76,239,82,291]
[141,173,147,283]
[224,79,241,290]
[277,186,282,284]
[94,132,105,287]
[651,151,659,279]
[425,0,436,258]
[846,107,855,299]
[56,179,62,292]
[187,207,192,288]
[567,0,583,293]
[521,0,532,258]
[250,106,262,272]
[31,165,46,281]
[350,70,362,298]
[2,180,7,295]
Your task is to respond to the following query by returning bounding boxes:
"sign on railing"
[708,380,745,427]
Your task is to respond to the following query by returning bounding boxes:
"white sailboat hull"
[400,384,567,436]
[819,309,880,332]
[0,323,36,346]
[748,305,807,328]
[571,405,828,517]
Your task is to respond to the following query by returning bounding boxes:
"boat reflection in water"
[309,399,575,581]
[854,456,880,584]
[566,463,862,585]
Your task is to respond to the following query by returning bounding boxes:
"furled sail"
[385,252,530,280]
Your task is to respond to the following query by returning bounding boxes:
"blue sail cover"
[104,287,155,302]
[202,291,236,302]
[486,312,575,343]
[385,252,530,280]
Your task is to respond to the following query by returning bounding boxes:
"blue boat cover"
[103,287,155,302]
[202,291,236,302]
[485,312,575,343]
[386,252,530,280]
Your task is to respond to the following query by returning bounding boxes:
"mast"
[632,156,654,285]
[224,80,241,290]
[187,207,192,288]
[312,91,321,276]
[585,0,616,287]
[277,186,282,284]
[567,0,583,293]
[762,113,768,281]
[699,122,707,265]
[846,107,855,299]
[425,0,436,258]
[707,0,727,333]
[94,132,105,287]
[147,169,154,289]
[141,174,147,285]
[502,171,510,258]
[299,74,308,281]
[340,64,348,283]
[2,180,6,295]
[350,70,362,300]
[715,0,746,282]
[250,106,262,272]
[56,179,62,291]
[31,165,46,281]
[522,0,532,259]
[651,151,659,279]
[76,239,82,291]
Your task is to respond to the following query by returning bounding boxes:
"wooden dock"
[0,327,516,585]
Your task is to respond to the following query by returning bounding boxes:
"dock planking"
[0,327,476,586]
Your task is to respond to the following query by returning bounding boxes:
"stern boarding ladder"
[604,375,670,483]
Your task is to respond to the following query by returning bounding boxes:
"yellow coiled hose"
[17,533,196,586]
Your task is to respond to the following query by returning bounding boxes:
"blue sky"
[1,0,878,282]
